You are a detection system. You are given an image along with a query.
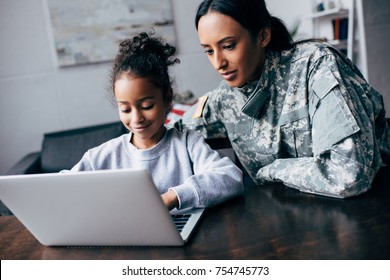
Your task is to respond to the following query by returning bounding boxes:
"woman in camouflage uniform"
[181,0,390,198]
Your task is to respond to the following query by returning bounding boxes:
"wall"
[362,0,390,115]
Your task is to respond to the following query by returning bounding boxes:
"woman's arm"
[257,50,389,198]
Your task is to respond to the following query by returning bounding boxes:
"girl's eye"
[141,104,154,110]
[120,108,130,113]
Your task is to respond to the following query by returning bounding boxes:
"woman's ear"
[258,27,271,48]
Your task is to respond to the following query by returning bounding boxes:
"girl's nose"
[131,110,145,124]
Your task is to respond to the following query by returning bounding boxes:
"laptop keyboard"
[171,214,191,233]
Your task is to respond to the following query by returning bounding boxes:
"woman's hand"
[161,189,179,210]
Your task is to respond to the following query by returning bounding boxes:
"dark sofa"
[6,122,128,175]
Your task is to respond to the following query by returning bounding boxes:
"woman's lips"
[221,70,237,81]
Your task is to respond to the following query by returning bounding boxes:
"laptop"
[0,169,205,246]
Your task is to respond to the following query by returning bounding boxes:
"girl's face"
[115,76,170,149]
[198,12,269,87]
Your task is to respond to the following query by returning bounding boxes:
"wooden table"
[1,168,389,260]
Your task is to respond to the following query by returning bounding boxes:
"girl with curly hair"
[67,32,243,210]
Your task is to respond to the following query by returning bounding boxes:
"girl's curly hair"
[110,32,180,102]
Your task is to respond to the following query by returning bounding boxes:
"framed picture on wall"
[47,0,175,67]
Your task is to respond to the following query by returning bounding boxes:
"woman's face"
[115,76,170,149]
[198,12,268,87]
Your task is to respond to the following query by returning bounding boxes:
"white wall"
[362,0,390,115]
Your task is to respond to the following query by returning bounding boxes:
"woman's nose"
[214,51,227,70]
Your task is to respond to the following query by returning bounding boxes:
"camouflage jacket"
[180,42,390,198]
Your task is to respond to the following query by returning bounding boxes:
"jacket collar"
[236,50,279,118]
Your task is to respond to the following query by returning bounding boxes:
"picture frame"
[47,0,176,67]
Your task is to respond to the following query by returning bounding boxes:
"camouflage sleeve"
[257,50,388,198]
[180,91,228,139]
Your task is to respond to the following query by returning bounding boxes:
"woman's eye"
[204,49,214,55]
[223,43,236,51]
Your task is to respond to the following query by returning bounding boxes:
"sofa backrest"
[40,122,128,173]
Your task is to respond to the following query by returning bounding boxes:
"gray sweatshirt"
[68,127,243,209]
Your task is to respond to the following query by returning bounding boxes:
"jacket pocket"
[224,121,253,142]
[309,69,360,155]
[279,109,313,158]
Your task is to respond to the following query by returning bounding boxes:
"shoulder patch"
[192,95,208,119]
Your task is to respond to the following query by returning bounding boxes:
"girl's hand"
[161,189,179,210]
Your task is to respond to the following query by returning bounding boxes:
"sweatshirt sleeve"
[59,150,94,173]
[69,151,94,171]
[172,131,244,209]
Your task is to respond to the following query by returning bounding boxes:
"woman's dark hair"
[110,32,180,102]
[195,0,294,51]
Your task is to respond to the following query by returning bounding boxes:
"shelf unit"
[308,0,368,80]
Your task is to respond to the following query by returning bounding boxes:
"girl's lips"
[221,70,237,81]
[132,123,151,132]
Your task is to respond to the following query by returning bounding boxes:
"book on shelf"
[332,17,348,40]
